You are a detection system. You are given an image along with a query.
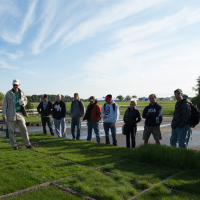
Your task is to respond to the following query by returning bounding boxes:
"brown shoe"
[26,145,34,149]
[13,147,18,150]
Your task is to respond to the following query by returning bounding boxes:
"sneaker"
[13,147,18,150]
[26,145,34,149]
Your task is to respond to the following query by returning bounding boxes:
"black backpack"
[104,103,115,112]
[189,102,200,128]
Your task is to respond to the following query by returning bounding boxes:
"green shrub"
[191,94,200,109]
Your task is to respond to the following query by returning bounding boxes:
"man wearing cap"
[70,93,85,140]
[101,94,120,146]
[170,89,191,148]
[37,95,54,136]
[83,96,101,143]
[2,79,34,150]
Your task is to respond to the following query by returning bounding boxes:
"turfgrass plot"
[137,185,200,200]
[101,159,179,183]
[58,169,138,200]
[7,186,85,200]
[0,166,43,196]
[1,133,200,199]
[16,156,88,181]
[164,170,200,195]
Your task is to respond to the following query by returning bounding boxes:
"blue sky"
[0,0,200,99]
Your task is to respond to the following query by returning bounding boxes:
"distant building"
[142,98,149,101]
[163,97,174,101]
[96,97,121,102]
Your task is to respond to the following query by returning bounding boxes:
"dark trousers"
[41,117,54,135]
[125,125,137,148]
[71,117,81,140]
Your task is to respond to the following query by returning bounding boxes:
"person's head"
[12,79,20,92]
[149,94,157,105]
[174,89,183,102]
[130,100,137,109]
[105,94,112,104]
[57,94,61,102]
[74,93,79,101]
[89,96,96,105]
[43,94,48,102]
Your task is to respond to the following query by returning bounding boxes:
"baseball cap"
[43,94,48,98]
[12,79,20,85]
[89,96,95,101]
[174,89,183,93]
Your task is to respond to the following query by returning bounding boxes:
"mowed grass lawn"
[1,134,200,199]
[26,100,176,123]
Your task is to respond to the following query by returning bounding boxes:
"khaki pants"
[7,112,31,148]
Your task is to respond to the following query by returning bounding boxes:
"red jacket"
[83,102,101,122]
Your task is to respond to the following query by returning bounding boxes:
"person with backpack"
[52,94,67,138]
[70,93,85,140]
[142,94,163,145]
[123,100,141,148]
[170,89,192,148]
[101,94,120,146]
[83,96,101,143]
[37,94,54,136]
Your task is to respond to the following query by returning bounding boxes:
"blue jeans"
[87,121,100,143]
[103,122,117,146]
[170,125,191,148]
[41,117,54,135]
[71,117,81,140]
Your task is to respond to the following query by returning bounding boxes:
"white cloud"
[0,60,18,69]
[0,0,37,44]
[61,0,167,46]
[5,51,23,60]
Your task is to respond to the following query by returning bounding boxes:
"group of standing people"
[2,79,194,150]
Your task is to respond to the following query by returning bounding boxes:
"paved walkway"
[1,117,200,150]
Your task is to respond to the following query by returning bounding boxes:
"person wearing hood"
[70,93,85,140]
[101,94,120,146]
[52,94,67,138]
[170,89,191,148]
[83,96,101,143]
[142,94,163,145]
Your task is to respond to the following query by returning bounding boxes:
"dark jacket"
[52,100,66,120]
[83,101,101,122]
[37,101,53,117]
[171,99,191,129]
[123,108,141,127]
[142,102,163,126]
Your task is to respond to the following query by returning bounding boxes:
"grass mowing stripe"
[51,182,96,200]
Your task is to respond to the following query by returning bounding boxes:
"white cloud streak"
[0,0,37,44]
[0,60,18,69]
[5,51,23,60]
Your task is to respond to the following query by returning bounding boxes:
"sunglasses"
[13,84,19,86]
[105,100,109,102]
[174,92,181,95]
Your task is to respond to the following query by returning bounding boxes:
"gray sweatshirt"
[70,100,85,118]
